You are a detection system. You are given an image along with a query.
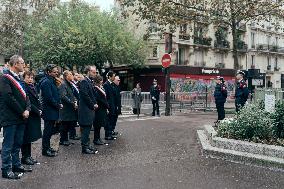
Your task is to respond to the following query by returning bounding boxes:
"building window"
[152,46,158,58]
[275,57,279,70]
[267,35,271,47]
[180,24,187,34]
[251,55,255,66]
[267,57,271,70]
[149,22,158,33]
[251,33,255,49]
[178,48,186,65]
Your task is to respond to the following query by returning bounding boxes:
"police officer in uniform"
[235,71,249,112]
[214,76,227,124]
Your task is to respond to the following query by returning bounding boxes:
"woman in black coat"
[93,76,109,145]
[21,71,42,165]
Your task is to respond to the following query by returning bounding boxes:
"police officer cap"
[237,70,245,76]
[216,76,225,82]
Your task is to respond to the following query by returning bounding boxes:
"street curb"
[197,125,284,170]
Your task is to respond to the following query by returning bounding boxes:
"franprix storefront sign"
[201,68,220,75]
[169,66,236,80]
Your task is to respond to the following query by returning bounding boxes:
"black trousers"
[80,125,91,148]
[105,114,117,137]
[152,100,160,115]
[21,143,31,158]
[60,121,77,142]
[68,122,77,138]
[42,120,56,151]
[235,99,246,113]
[216,102,225,120]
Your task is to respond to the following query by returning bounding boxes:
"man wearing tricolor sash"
[0,55,32,179]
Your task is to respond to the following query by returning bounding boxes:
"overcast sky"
[76,0,114,11]
[61,0,114,11]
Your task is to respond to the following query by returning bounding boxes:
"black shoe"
[59,141,72,146]
[82,148,95,154]
[94,139,104,145]
[12,165,32,173]
[112,131,118,137]
[42,149,56,157]
[29,157,38,164]
[49,147,57,153]
[2,171,21,179]
[21,157,35,165]
[105,136,116,140]
[70,135,81,140]
[152,113,155,116]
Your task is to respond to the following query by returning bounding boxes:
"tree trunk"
[231,22,239,70]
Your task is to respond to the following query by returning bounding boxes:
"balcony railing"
[237,23,246,32]
[194,61,206,67]
[274,67,280,71]
[215,63,225,68]
[214,40,230,49]
[236,40,248,51]
[194,36,212,46]
[179,34,191,41]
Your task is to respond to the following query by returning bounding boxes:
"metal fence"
[121,91,235,113]
[253,88,284,103]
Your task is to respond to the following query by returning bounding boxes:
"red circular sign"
[161,53,171,68]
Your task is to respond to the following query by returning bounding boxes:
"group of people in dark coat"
[0,55,122,179]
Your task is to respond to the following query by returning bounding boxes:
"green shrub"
[217,103,275,143]
[271,102,284,138]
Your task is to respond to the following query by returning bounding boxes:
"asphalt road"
[0,113,284,189]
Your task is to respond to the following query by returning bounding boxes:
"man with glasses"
[40,64,62,157]
[0,55,32,179]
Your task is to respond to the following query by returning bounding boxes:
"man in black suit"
[150,79,161,116]
[78,66,98,154]
[40,64,62,157]
[103,71,117,140]
[112,75,122,137]
[59,70,79,146]
[0,55,32,179]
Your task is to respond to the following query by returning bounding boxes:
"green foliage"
[218,103,275,143]
[0,0,58,56]
[271,102,284,138]
[24,1,147,71]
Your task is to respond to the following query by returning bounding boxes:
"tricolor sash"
[70,81,79,94]
[3,74,27,100]
[95,86,106,97]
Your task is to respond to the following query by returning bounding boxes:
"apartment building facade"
[114,0,284,92]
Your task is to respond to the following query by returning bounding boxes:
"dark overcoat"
[113,84,122,115]
[214,83,228,104]
[59,80,78,122]
[150,85,160,102]
[23,83,42,144]
[0,71,31,127]
[78,77,97,126]
[40,75,61,121]
[103,81,116,115]
[94,86,109,127]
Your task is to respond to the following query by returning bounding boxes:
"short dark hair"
[84,65,96,74]
[23,71,34,79]
[93,75,103,86]
[106,71,115,78]
[9,55,22,67]
[45,64,57,73]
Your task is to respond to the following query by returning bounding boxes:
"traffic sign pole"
[164,33,172,116]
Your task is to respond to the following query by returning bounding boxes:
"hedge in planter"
[217,103,275,143]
